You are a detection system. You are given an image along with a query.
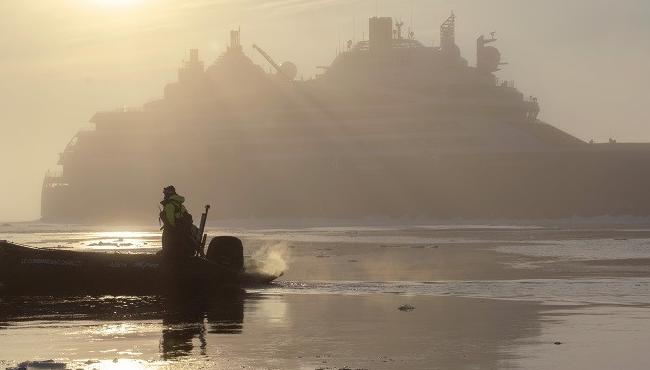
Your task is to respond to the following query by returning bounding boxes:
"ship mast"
[440,12,456,51]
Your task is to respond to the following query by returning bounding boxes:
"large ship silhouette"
[42,14,650,223]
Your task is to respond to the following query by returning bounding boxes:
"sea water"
[1,224,650,369]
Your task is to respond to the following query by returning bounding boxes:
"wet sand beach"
[1,224,650,369]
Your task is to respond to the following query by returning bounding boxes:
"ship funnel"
[369,17,393,53]
[229,28,242,51]
[189,49,199,63]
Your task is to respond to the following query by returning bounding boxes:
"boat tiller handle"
[197,204,211,257]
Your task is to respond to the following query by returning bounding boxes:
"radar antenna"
[396,20,404,40]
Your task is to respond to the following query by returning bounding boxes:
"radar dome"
[478,46,501,73]
[279,61,298,80]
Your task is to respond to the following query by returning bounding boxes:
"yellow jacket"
[160,194,187,227]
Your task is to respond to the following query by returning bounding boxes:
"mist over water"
[2,0,650,221]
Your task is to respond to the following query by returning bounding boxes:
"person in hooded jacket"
[160,185,196,259]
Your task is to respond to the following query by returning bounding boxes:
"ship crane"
[252,44,297,81]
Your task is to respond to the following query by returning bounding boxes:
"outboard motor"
[206,236,244,271]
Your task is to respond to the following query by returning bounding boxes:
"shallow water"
[1,224,650,369]
[496,238,650,260]
[268,278,650,306]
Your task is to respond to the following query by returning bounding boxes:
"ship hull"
[41,145,650,222]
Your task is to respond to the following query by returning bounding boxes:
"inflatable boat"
[0,236,278,295]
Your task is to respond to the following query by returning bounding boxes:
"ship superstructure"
[42,14,650,223]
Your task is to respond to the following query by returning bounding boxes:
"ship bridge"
[322,14,516,91]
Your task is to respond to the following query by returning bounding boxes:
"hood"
[161,194,185,205]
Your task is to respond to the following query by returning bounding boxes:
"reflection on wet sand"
[160,292,244,359]
[0,292,544,369]
[0,291,246,361]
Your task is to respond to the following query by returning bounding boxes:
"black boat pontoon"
[0,237,278,295]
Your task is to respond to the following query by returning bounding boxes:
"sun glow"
[94,0,140,8]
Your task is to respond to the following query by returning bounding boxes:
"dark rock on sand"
[9,360,66,370]
[398,304,415,312]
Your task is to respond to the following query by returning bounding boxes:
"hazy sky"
[1,0,649,222]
